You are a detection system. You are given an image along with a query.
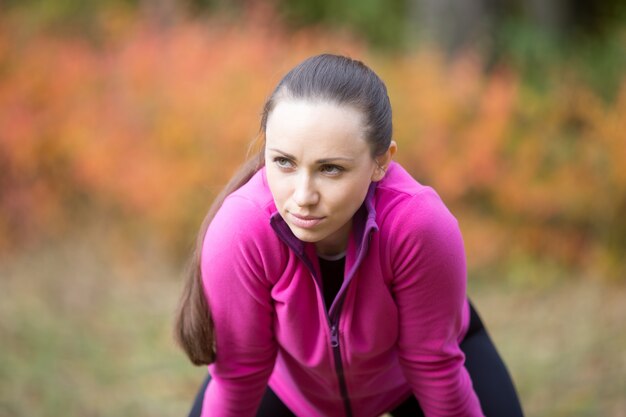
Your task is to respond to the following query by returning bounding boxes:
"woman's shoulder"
[375,161,457,231]
[375,163,466,285]
[214,168,275,226]
[204,168,278,249]
[201,168,285,282]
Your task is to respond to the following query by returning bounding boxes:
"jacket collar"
[269,181,379,320]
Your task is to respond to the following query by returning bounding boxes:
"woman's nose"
[293,174,319,207]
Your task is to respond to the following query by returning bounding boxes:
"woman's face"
[265,99,384,256]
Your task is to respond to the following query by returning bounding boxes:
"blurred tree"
[274,0,407,48]
[139,0,179,26]
[2,0,624,52]
[407,0,493,54]
[407,0,626,54]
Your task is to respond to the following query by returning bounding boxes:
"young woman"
[175,54,524,417]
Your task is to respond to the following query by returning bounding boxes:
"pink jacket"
[200,161,484,417]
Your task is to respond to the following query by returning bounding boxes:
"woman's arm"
[390,190,484,417]
[200,196,279,417]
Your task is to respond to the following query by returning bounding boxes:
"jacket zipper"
[325,225,373,417]
[300,256,354,417]
[330,322,353,417]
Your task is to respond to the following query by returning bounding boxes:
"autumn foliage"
[1,12,624,280]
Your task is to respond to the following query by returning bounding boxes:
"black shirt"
[317,254,346,312]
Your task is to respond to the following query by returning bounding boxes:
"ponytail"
[174,147,265,365]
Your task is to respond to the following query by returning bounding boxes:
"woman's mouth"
[287,212,325,229]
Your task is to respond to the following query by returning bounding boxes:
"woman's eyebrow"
[316,157,355,164]
[267,148,296,160]
[267,148,354,163]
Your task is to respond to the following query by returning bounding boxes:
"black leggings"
[189,303,524,417]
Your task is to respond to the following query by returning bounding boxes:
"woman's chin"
[287,226,323,243]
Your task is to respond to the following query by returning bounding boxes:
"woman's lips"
[287,212,325,229]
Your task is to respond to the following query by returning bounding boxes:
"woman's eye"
[274,157,294,169]
[321,164,344,175]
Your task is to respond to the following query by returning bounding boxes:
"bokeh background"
[1,1,625,416]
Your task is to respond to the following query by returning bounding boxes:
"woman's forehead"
[265,100,369,156]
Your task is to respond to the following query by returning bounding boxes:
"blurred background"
[1,0,625,416]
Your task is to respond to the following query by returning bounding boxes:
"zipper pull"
[330,325,339,347]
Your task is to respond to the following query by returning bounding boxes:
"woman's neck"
[314,219,352,257]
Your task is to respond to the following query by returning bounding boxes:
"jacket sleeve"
[389,191,484,417]
[199,196,279,417]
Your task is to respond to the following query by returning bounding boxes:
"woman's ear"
[371,141,397,182]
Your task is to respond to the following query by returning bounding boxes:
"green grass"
[0,237,204,417]
[1,235,624,416]
[469,278,626,417]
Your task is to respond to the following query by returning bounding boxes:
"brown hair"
[174,54,393,365]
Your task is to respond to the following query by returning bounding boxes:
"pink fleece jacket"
[200,161,484,417]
